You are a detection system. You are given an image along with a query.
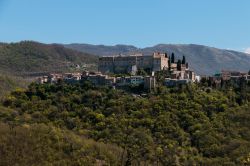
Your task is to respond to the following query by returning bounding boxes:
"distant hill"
[64,43,138,56]
[0,41,98,76]
[64,43,250,75]
[0,41,98,96]
[1,41,249,78]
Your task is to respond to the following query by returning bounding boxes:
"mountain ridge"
[64,43,250,75]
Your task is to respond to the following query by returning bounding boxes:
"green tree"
[182,55,186,64]
[2,79,250,165]
[164,52,168,58]
[177,59,182,71]
[171,53,175,63]
[168,59,171,71]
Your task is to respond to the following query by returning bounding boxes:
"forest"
[0,80,250,165]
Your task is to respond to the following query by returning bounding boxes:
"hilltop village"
[38,52,195,89]
[38,52,250,90]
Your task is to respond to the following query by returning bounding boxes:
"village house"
[37,76,48,84]
[64,73,82,83]
[246,75,250,82]
[202,70,250,87]
[130,76,144,85]
[144,76,156,91]
[81,71,116,86]
[209,74,222,87]
[116,75,147,85]
[165,60,196,86]
[165,78,191,87]
[48,73,63,83]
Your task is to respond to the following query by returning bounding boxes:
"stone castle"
[98,52,168,74]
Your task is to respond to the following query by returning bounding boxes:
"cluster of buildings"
[38,73,81,84]
[99,52,197,86]
[204,70,250,86]
[37,52,250,91]
[165,63,197,87]
[82,71,156,90]
[38,52,200,90]
[38,71,156,91]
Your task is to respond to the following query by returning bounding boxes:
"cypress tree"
[182,55,186,64]
[177,59,182,71]
[165,53,168,58]
[171,53,175,63]
[168,59,171,71]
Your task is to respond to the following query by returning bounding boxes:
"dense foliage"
[0,121,122,166]
[0,73,29,97]
[1,81,250,165]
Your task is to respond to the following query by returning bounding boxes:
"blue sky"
[0,0,250,52]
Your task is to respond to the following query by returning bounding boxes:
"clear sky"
[0,0,250,52]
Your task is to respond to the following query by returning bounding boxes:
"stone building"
[81,71,116,86]
[165,78,191,87]
[64,73,82,83]
[98,52,168,74]
[48,73,63,83]
[144,76,156,91]
[37,76,48,84]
